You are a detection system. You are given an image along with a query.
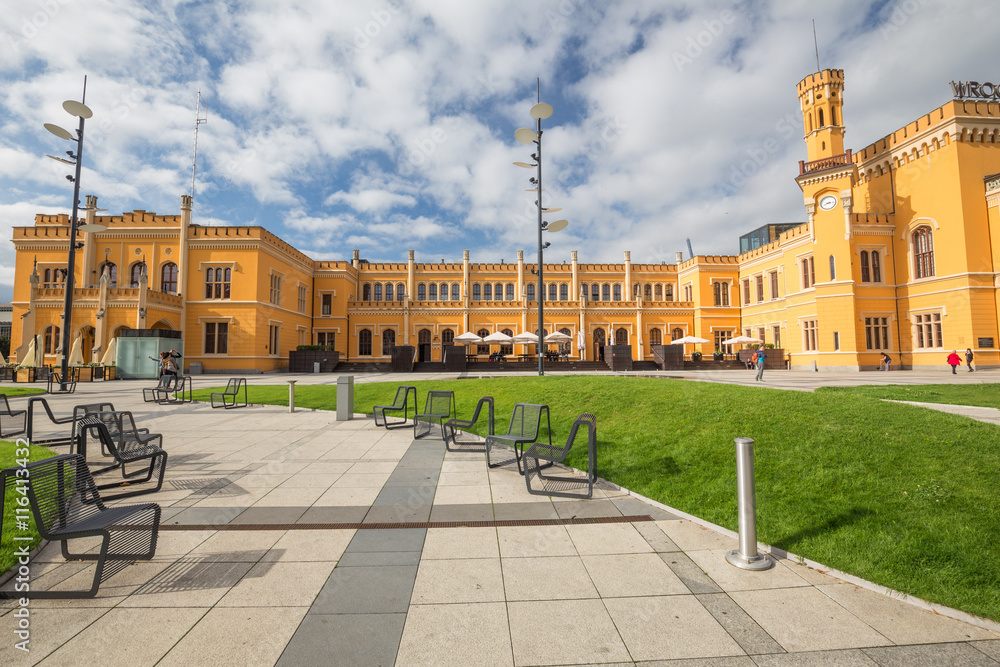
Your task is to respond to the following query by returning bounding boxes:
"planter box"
[73,366,94,382]
[105,366,117,380]
[16,368,36,383]
[0,367,13,381]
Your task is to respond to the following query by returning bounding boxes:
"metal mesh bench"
[142,375,173,403]
[0,394,27,438]
[414,390,456,439]
[47,371,77,395]
[485,403,552,473]
[26,397,78,447]
[524,413,597,498]
[211,377,248,409]
[144,374,193,404]
[373,386,416,429]
[0,453,161,599]
[75,415,168,501]
[443,396,494,452]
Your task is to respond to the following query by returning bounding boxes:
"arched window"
[43,325,60,354]
[397,283,406,301]
[829,255,836,281]
[665,284,674,300]
[713,282,722,306]
[362,284,372,301]
[548,284,557,301]
[526,284,535,301]
[442,328,454,345]
[506,284,514,301]
[382,329,395,355]
[601,284,609,300]
[913,227,934,278]
[417,283,426,300]
[358,329,372,356]
[374,283,383,301]
[654,284,662,300]
[495,283,504,301]
[559,327,572,354]
[721,282,729,306]
[559,284,568,301]
[633,283,641,298]
[205,267,230,298]
[871,251,881,282]
[483,283,492,300]
[649,328,662,351]
[98,261,118,287]
[860,251,870,282]
[428,283,437,300]
[831,107,837,125]
[644,284,652,300]
[501,328,514,356]
[613,284,622,301]
[440,283,448,301]
[476,328,490,356]
[818,108,825,127]
[452,284,460,300]
[592,284,600,301]
[386,283,394,301]
[580,283,588,300]
[615,328,629,345]
[127,262,142,287]
[671,327,684,341]
[161,262,178,293]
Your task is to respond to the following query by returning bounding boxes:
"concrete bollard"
[287,380,297,413]
[337,375,354,421]
[725,437,773,570]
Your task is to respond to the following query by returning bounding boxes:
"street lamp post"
[44,76,106,391]
[514,88,568,376]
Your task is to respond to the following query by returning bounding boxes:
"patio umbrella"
[544,331,572,343]
[671,335,711,345]
[20,337,37,367]
[511,332,539,344]
[720,335,762,346]
[577,330,585,351]
[100,337,117,365]
[68,336,85,366]
[482,331,513,344]
[453,332,483,345]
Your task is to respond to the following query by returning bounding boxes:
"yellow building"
[10,66,1000,372]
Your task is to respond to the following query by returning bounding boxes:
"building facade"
[9,67,1000,372]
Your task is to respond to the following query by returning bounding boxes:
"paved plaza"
[1,369,999,665]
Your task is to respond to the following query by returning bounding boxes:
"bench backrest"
[390,385,411,409]
[0,394,15,415]
[567,413,596,450]
[504,403,546,440]
[18,454,106,538]
[422,390,455,418]
[224,377,244,393]
[75,415,123,458]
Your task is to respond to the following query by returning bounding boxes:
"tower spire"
[190,89,208,208]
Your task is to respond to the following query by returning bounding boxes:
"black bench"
[211,378,248,409]
[144,374,193,404]
[75,415,168,501]
[443,396,494,452]
[25,396,78,447]
[46,371,77,395]
[524,413,597,499]
[373,386,416,429]
[0,394,27,438]
[0,454,161,599]
[414,390,456,439]
[485,403,552,473]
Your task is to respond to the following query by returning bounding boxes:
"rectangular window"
[802,257,815,289]
[665,284,673,301]
[684,284,692,301]
[270,274,281,306]
[714,330,732,352]
[317,331,335,347]
[803,320,818,351]
[755,276,764,302]
[269,324,280,355]
[743,279,750,305]
[772,325,781,348]
[864,317,890,350]
[833,331,840,351]
[298,285,307,313]
[205,267,231,299]
[321,294,332,316]
[770,271,778,300]
[914,312,942,348]
[205,322,229,354]
[758,327,765,343]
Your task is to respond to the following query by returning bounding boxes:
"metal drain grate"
[159,514,656,531]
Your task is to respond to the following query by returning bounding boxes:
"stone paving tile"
[296,505,369,523]
[374,485,435,507]
[410,558,505,604]
[429,502,496,522]
[228,506,308,525]
[815,584,998,645]
[345,528,426,553]
[583,553,690,597]
[260,529,355,562]
[697,593,784,656]
[861,642,1000,666]
[309,565,419,614]
[730,588,892,653]
[750,649,877,665]
[217,560,335,607]
[396,602,514,666]
[422,526,500,559]
[383,468,441,487]
[973,641,1000,661]
[497,524,578,558]
[437,471,491,486]
[337,551,422,567]
[364,504,433,523]
[119,560,254,608]
[312,485,382,506]
[36,607,207,666]
[18,561,172,608]
[256,486,329,507]
[276,613,406,667]
[493,501,560,521]
[659,552,724,595]
[605,595,746,662]
[687,550,810,592]
[186,529,284,561]
[433,483,494,505]
[611,495,682,520]
[165,506,245,525]
[278,473,338,488]
[332,471,394,487]
[157,606,307,667]
[635,521,682,552]
[553,498,624,519]
[0,607,108,666]
[566,522,655,555]
[501,555,599,601]
[658,519,738,551]
[635,658,756,666]
[508,598,632,665]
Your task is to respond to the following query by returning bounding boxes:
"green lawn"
[0,387,48,399]
[819,382,1000,409]
[0,440,60,574]
[194,377,999,622]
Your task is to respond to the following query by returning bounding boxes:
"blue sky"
[1,0,998,301]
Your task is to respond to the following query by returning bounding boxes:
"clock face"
[819,195,838,211]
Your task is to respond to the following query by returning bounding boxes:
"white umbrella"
[453,332,483,345]
[482,331,513,344]
[68,336,85,366]
[100,337,117,365]
[512,332,539,344]
[670,335,711,344]
[544,331,572,343]
[720,335,762,346]
[576,330,585,351]
[20,337,37,367]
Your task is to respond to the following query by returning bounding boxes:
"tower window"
[818,108,825,127]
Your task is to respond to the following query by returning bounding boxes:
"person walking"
[881,352,892,371]
[755,348,766,382]
[965,348,974,372]
[947,350,962,374]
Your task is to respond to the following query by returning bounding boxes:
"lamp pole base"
[726,549,774,571]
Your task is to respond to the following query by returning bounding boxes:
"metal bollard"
[287,380,297,413]
[726,437,773,570]
[336,375,354,421]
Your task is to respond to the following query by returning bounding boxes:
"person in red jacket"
[947,350,962,374]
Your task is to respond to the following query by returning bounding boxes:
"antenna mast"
[190,88,208,202]
[812,19,820,71]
